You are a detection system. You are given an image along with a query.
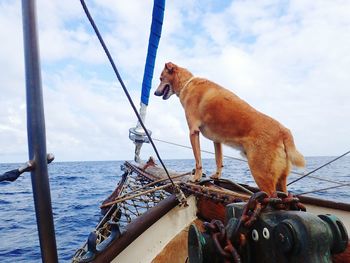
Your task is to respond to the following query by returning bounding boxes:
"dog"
[154,62,305,195]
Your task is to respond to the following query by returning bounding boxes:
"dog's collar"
[182,76,197,90]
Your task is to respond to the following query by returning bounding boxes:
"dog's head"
[154,62,178,100]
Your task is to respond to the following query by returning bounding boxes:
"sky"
[1,0,350,163]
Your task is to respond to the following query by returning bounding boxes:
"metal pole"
[21,0,58,262]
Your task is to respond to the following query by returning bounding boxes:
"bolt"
[278,233,285,242]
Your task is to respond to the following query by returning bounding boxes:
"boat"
[4,0,349,262]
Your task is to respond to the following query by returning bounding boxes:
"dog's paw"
[189,168,203,183]
[189,176,200,183]
[190,170,202,182]
[210,172,221,180]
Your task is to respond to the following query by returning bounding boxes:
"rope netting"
[72,164,173,262]
[113,170,170,227]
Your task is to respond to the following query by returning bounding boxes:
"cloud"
[1,0,350,163]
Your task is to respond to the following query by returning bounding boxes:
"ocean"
[0,157,349,262]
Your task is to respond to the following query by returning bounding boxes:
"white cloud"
[1,0,350,163]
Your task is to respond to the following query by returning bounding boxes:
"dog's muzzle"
[154,83,173,100]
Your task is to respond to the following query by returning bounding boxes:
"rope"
[80,1,186,203]
[101,183,174,208]
[288,150,350,186]
[100,172,190,208]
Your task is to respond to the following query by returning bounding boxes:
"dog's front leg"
[210,142,223,179]
[189,129,202,182]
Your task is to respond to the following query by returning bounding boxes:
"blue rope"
[141,0,165,105]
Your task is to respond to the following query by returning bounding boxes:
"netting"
[72,163,172,262]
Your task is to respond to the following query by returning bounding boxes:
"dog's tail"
[283,130,305,168]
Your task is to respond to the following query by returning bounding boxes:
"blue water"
[0,157,349,262]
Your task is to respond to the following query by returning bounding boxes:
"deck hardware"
[274,221,296,253]
[262,228,270,239]
[252,229,259,241]
[319,214,349,254]
[189,191,349,263]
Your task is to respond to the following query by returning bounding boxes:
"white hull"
[113,196,198,263]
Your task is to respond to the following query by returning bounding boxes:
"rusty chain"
[179,183,245,204]
[200,191,306,262]
[233,191,306,244]
[204,220,242,263]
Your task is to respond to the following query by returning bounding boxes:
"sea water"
[0,157,349,262]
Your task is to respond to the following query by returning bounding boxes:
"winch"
[188,192,348,263]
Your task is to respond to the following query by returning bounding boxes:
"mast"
[21,0,58,262]
[129,0,166,162]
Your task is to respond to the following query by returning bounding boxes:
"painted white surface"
[112,195,197,263]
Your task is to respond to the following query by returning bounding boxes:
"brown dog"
[154,62,305,195]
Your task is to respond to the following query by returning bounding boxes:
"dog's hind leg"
[246,150,277,196]
[210,142,223,180]
[250,169,277,196]
[276,161,291,193]
[276,173,288,193]
[189,129,202,181]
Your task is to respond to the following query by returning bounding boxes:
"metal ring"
[252,229,259,241]
[263,227,270,239]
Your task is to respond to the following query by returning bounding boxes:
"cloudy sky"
[1,0,350,163]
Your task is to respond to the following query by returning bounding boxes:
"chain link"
[204,220,242,263]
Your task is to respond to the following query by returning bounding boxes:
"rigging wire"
[303,175,347,186]
[153,138,248,163]
[297,181,350,196]
[153,137,348,186]
[80,1,179,193]
[287,150,350,186]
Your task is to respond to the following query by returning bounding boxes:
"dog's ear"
[165,62,176,74]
